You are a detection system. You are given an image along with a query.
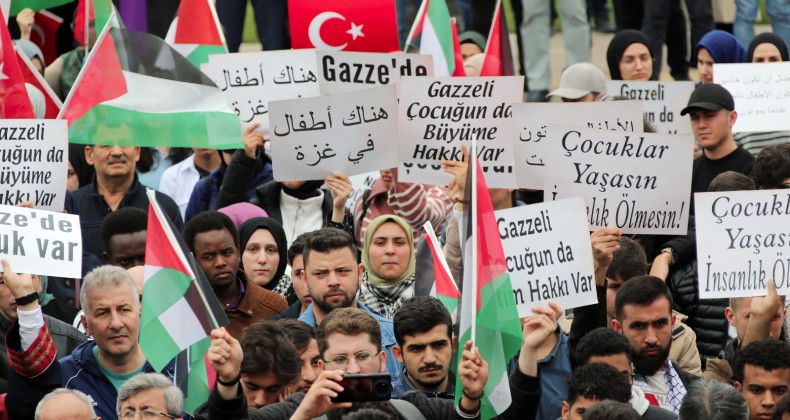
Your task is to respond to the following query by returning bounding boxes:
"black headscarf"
[238,217,288,290]
[280,180,325,200]
[68,143,95,188]
[747,32,790,62]
[606,29,652,80]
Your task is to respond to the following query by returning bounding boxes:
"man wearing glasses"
[116,373,183,419]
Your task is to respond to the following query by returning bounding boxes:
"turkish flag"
[17,46,62,118]
[0,9,34,118]
[30,11,63,67]
[289,0,399,53]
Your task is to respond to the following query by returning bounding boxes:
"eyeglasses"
[325,350,379,370]
[118,409,177,419]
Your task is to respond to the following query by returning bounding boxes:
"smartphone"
[330,373,392,403]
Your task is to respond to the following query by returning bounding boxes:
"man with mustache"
[612,276,700,414]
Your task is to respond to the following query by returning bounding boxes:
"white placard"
[512,101,644,189]
[316,51,434,94]
[0,205,81,278]
[695,190,790,298]
[606,80,694,135]
[715,62,790,133]
[397,76,525,188]
[270,85,398,181]
[544,125,694,234]
[346,171,380,211]
[0,120,68,211]
[498,197,597,316]
[206,50,321,133]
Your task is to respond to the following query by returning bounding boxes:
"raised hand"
[290,370,352,420]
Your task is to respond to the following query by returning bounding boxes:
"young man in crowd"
[561,363,632,420]
[734,339,790,420]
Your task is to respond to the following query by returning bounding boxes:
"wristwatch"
[661,247,677,266]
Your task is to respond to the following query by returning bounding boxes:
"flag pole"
[470,132,478,346]
[85,0,90,53]
[206,0,229,52]
[403,0,428,52]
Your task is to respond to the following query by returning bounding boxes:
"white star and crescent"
[347,22,364,40]
[308,12,366,50]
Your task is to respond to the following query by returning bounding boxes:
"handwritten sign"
[715,62,790,133]
[544,125,694,234]
[498,197,597,316]
[695,190,790,298]
[0,120,67,211]
[315,51,433,94]
[206,50,321,132]
[606,81,694,134]
[512,101,643,189]
[269,85,398,181]
[397,76,525,188]
[0,205,81,278]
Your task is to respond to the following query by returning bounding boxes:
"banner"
[397,75,524,188]
[0,120,67,211]
[545,125,694,234]
[315,51,433,94]
[0,205,81,278]
[270,85,398,181]
[497,197,597,316]
[206,50,321,133]
[512,101,643,189]
[696,190,790,298]
[605,81,694,134]
[715,62,790,133]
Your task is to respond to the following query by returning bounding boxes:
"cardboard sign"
[497,197,597,316]
[544,125,694,234]
[0,205,81,278]
[695,190,790,298]
[512,101,643,189]
[0,120,68,211]
[606,80,694,135]
[270,85,398,181]
[315,51,433,94]
[397,76,525,188]
[715,62,790,133]
[206,50,321,132]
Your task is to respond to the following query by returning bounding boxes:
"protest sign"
[346,171,379,211]
[497,197,596,316]
[0,205,81,278]
[512,101,643,189]
[695,190,790,298]
[606,80,694,134]
[206,50,321,133]
[270,85,398,181]
[544,125,693,234]
[397,76,524,188]
[0,120,67,211]
[315,51,433,94]
[715,62,790,133]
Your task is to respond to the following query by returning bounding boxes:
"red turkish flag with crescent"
[0,9,34,118]
[288,0,399,53]
[30,11,63,67]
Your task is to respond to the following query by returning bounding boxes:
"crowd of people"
[6,0,790,419]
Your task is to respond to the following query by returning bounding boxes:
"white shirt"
[159,155,201,219]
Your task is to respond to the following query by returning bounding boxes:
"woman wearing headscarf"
[67,143,95,192]
[358,215,416,319]
[238,217,294,303]
[733,33,790,156]
[606,29,653,81]
[696,30,747,84]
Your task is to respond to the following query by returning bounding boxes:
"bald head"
[35,389,98,420]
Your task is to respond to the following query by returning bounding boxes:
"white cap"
[547,63,607,100]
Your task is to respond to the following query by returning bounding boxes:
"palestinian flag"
[404,0,454,76]
[175,337,217,415]
[450,17,465,77]
[9,0,73,16]
[479,0,515,77]
[165,0,227,68]
[0,7,34,118]
[140,189,229,373]
[454,147,523,419]
[16,45,62,118]
[74,0,113,47]
[423,228,460,318]
[59,20,243,149]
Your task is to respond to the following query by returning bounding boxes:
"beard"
[313,286,356,314]
[410,363,447,390]
[632,341,672,375]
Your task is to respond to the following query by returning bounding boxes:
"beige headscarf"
[362,215,416,286]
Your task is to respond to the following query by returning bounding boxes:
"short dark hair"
[287,232,310,265]
[774,394,790,420]
[606,236,647,281]
[614,275,673,321]
[278,319,315,353]
[734,339,790,382]
[753,144,790,189]
[100,207,147,252]
[708,170,756,192]
[183,211,239,252]
[566,363,631,406]
[240,320,301,385]
[582,400,640,420]
[393,296,452,347]
[575,327,632,366]
[303,228,358,268]
[317,307,381,357]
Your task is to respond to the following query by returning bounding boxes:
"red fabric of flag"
[0,9,34,118]
[288,0,399,52]
[480,0,515,77]
[174,0,223,45]
[450,17,465,77]
[30,11,63,66]
[17,47,61,118]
